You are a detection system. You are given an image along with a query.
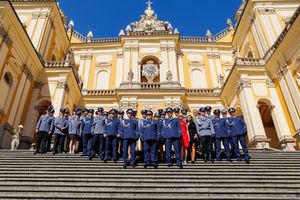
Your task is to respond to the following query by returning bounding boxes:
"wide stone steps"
[0,150,300,199]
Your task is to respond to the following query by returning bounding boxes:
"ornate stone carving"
[257,8,276,15]
[124,0,172,35]
[57,81,69,91]
[117,52,123,59]
[127,70,134,82]
[276,63,289,78]
[124,47,131,52]
[3,122,14,134]
[80,54,93,60]
[0,23,13,47]
[23,65,33,81]
[266,79,275,88]
[208,53,220,59]
[237,79,251,92]
[166,70,173,82]
[34,81,43,89]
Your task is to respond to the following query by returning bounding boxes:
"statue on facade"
[127,70,134,82]
[11,125,23,150]
[166,70,173,82]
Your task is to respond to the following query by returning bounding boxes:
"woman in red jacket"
[178,114,190,165]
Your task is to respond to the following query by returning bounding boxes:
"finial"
[119,29,125,36]
[146,0,153,10]
[87,31,93,42]
[206,30,212,42]
[227,18,234,30]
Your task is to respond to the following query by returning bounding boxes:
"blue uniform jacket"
[54,116,69,135]
[161,118,182,139]
[82,115,94,134]
[36,114,54,132]
[104,117,121,136]
[226,117,247,137]
[140,120,160,141]
[120,118,139,140]
[212,118,228,138]
[196,117,215,137]
[69,119,82,136]
[92,116,106,134]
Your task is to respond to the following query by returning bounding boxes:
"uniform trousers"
[215,137,231,160]
[122,138,136,166]
[231,135,249,161]
[144,139,158,166]
[200,135,213,160]
[53,134,65,154]
[91,134,105,159]
[82,133,93,156]
[36,131,48,153]
[165,137,182,166]
[105,135,118,161]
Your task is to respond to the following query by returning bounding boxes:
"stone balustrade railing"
[140,83,161,90]
[45,61,80,82]
[83,90,116,96]
[186,88,221,96]
[236,58,265,66]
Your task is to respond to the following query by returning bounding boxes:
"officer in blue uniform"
[174,108,181,118]
[53,108,69,155]
[156,112,164,162]
[205,106,213,119]
[117,110,125,156]
[120,109,139,168]
[197,107,215,162]
[35,108,55,155]
[212,109,231,161]
[89,107,106,160]
[68,111,82,154]
[162,107,183,168]
[222,109,235,158]
[226,108,250,164]
[140,110,160,169]
[104,109,121,163]
[62,110,70,153]
[82,109,94,156]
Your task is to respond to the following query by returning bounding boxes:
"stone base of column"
[248,135,271,149]
[279,135,296,151]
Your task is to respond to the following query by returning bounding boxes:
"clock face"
[142,61,159,78]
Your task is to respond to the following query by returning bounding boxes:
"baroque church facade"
[0,0,300,151]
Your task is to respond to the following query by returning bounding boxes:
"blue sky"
[58,0,242,37]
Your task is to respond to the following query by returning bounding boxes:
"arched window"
[95,70,110,90]
[0,72,13,110]
[191,69,207,88]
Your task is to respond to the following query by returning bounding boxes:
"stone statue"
[128,70,134,82]
[166,70,173,82]
[11,125,23,150]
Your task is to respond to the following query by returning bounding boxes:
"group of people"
[35,106,250,169]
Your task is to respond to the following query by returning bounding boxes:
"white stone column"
[250,20,264,57]
[27,13,39,39]
[23,82,42,138]
[267,80,295,151]
[32,13,48,49]
[40,17,53,58]
[160,45,168,82]
[78,55,86,79]
[123,46,131,82]
[278,76,300,130]
[258,10,277,45]
[168,45,178,82]
[283,67,300,117]
[238,79,269,148]
[82,54,92,90]
[253,15,268,53]
[115,49,124,88]
[177,54,185,87]
[268,11,282,37]
[207,53,218,88]
[132,46,139,82]
[53,81,68,117]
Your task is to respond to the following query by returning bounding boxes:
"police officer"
[120,109,139,168]
[197,107,215,162]
[62,110,70,153]
[53,108,69,155]
[222,109,235,158]
[162,107,183,168]
[89,107,106,160]
[138,109,147,159]
[226,108,250,164]
[205,106,213,119]
[35,108,55,155]
[156,112,164,162]
[82,109,94,156]
[117,110,125,156]
[181,109,188,122]
[104,109,120,162]
[174,108,181,118]
[140,110,160,169]
[212,109,231,161]
[69,110,82,154]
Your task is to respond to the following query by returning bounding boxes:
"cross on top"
[146,0,153,10]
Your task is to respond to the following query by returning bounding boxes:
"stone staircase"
[0,150,299,199]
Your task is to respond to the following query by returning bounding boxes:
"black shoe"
[114,160,117,163]
[104,160,107,163]
[167,164,172,168]
[211,159,214,163]
[154,165,158,169]
[132,165,136,169]
[179,165,183,169]
[89,157,93,161]
[245,160,250,164]
[191,161,195,164]
[123,165,127,169]
[144,165,147,169]
[34,152,37,155]
[52,152,55,156]
[227,159,232,162]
